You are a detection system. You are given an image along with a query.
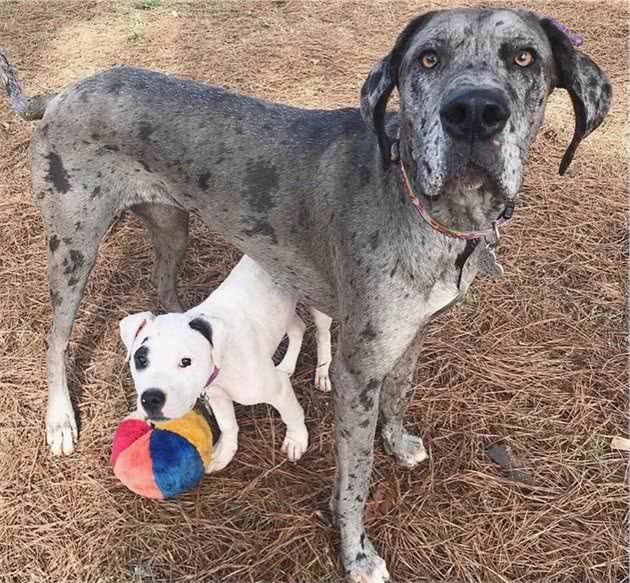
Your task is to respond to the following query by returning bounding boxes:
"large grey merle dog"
[1,8,611,582]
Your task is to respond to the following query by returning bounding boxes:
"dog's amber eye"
[420,51,439,69]
[180,358,192,368]
[514,49,535,67]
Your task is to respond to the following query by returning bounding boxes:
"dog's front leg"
[331,286,424,582]
[204,393,239,473]
[332,352,389,583]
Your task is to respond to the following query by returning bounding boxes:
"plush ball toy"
[112,409,213,499]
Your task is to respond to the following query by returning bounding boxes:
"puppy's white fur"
[120,255,332,472]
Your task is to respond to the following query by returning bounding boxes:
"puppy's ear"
[360,11,436,167]
[540,18,612,175]
[189,316,213,346]
[119,311,155,358]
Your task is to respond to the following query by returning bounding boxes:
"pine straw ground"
[0,1,627,582]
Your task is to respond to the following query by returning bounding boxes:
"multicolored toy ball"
[112,410,213,499]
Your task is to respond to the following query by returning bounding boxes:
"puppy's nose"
[141,388,166,416]
[440,89,510,140]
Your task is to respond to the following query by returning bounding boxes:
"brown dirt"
[0,1,627,582]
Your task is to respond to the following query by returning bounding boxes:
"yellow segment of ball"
[154,410,213,468]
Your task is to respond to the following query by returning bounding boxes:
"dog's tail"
[0,49,56,121]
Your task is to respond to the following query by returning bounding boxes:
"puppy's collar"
[397,155,513,241]
[205,365,220,387]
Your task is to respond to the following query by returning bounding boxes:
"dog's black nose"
[141,388,166,415]
[440,89,510,140]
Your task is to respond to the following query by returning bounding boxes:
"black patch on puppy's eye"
[189,317,213,346]
[134,345,149,370]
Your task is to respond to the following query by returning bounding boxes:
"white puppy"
[120,255,332,473]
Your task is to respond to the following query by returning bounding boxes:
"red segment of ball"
[111,418,152,467]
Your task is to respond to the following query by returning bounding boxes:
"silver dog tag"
[478,243,504,278]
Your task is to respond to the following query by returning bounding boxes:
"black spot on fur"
[244,220,278,244]
[361,321,378,340]
[91,186,102,199]
[369,230,380,250]
[139,160,152,173]
[360,533,366,548]
[359,418,370,428]
[48,235,60,253]
[45,152,71,193]
[90,132,100,140]
[198,171,212,190]
[139,121,154,143]
[134,345,149,370]
[50,290,62,309]
[359,388,374,411]
[244,159,278,212]
[68,276,79,287]
[63,250,85,276]
[355,551,367,563]
[455,240,478,272]
[62,237,72,245]
[189,317,213,346]
[103,144,119,151]
[107,79,124,95]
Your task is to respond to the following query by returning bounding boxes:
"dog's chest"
[421,244,481,319]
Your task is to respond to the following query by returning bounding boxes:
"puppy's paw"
[281,427,308,462]
[206,436,237,473]
[345,538,390,583]
[47,395,78,456]
[314,366,332,392]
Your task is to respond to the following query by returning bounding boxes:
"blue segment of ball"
[149,429,206,498]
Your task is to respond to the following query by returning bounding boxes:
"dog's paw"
[206,436,237,473]
[46,396,77,456]
[384,432,428,469]
[281,428,308,462]
[345,540,390,583]
[314,366,332,392]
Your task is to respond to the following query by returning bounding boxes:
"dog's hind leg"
[309,307,332,392]
[39,194,120,455]
[378,335,427,468]
[276,314,306,377]
[132,203,189,312]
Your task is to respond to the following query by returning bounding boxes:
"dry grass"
[0,0,627,582]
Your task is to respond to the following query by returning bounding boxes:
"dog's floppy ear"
[540,18,612,175]
[119,311,155,358]
[360,11,436,167]
[189,316,213,346]
[188,314,222,370]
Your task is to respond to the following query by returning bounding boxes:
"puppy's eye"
[180,357,192,368]
[420,50,439,69]
[514,49,535,67]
